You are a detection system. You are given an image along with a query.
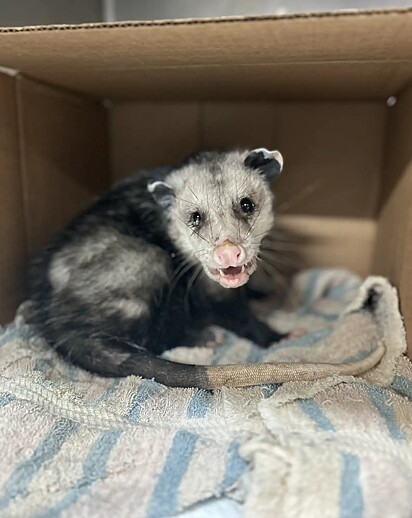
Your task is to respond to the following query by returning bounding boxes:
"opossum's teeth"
[221,266,242,276]
[207,259,257,288]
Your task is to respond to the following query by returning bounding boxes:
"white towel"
[0,268,411,518]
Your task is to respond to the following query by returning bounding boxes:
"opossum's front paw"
[244,321,287,348]
[258,329,289,347]
[196,326,227,349]
[257,327,307,348]
[285,328,307,340]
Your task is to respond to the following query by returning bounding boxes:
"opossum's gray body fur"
[28,149,291,388]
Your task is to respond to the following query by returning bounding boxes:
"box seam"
[15,75,32,259]
[374,104,391,217]
[0,7,412,33]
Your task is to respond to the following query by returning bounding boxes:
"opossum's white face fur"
[148,149,283,289]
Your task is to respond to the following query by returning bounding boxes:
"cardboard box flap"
[0,9,412,100]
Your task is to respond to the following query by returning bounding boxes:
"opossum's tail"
[76,344,385,389]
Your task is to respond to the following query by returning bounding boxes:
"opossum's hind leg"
[29,290,155,377]
[55,333,139,377]
[49,330,210,387]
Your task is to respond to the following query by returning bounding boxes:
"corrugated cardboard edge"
[0,75,27,322]
[1,7,412,33]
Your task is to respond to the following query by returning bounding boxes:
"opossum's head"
[148,149,283,289]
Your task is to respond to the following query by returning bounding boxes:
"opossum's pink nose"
[213,241,244,268]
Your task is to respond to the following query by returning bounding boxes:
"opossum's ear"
[147,181,175,209]
[244,148,283,182]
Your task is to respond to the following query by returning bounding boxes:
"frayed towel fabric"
[0,268,411,518]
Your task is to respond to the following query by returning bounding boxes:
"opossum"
[28,148,294,388]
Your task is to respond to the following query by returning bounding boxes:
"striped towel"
[0,268,411,518]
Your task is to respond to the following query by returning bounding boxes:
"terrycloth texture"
[0,268,411,518]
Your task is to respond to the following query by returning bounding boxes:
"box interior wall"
[0,10,411,355]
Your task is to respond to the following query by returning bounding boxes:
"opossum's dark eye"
[190,211,202,227]
[240,197,255,214]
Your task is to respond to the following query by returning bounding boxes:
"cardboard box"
[0,8,411,356]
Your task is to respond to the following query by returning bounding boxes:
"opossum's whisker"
[244,198,266,241]
[278,183,363,215]
[184,264,203,314]
[257,263,285,291]
[193,247,207,256]
[191,228,211,244]
[262,237,301,247]
[174,214,212,245]
[257,257,289,290]
[250,228,273,241]
[186,182,199,201]
[258,241,301,251]
[172,257,194,278]
[276,181,322,214]
[235,174,250,196]
[231,172,241,243]
[168,261,196,301]
[258,248,301,262]
[194,252,208,262]
[206,188,214,244]
[174,195,198,206]
[93,331,147,352]
[170,259,194,287]
[259,249,303,268]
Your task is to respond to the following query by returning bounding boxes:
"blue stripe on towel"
[0,393,15,407]
[299,399,335,431]
[391,374,412,400]
[297,269,355,320]
[186,390,213,418]
[339,453,363,518]
[127,379,160,423]
[262,383,280,398]
[35,429,122,518]
[0,326,38,348]
[245,344,264,363]
[220,441,247,493]
[275,328,332,351]
[34,358,53,374]
[94,379,121,404]
[146,389,214,516]
[212,333,236,365]
[325,283,360,300]
[36,379,156,517]
[302,269,322,305]
[365,385,405,440]
[0,418,78,512]
[146,430,198,518]
[63,362,80,381]
[302,308,340,320]
[343,348,375,364]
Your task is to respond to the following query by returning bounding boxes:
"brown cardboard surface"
[0,10,411,100]
[400,204,412,357]
[110,102,200,180]
[0,74,27,322]
[378,84,412,207]
[16,77,110,256]
[278,215,376,277]
[112,100,386,217]
[374,83,412,355]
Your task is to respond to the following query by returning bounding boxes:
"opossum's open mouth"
[208,259,256,288]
